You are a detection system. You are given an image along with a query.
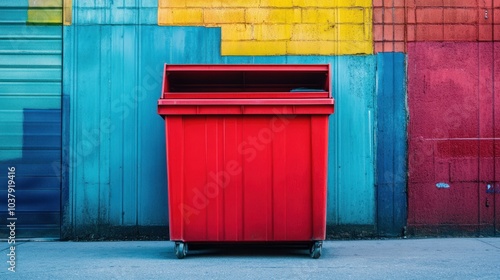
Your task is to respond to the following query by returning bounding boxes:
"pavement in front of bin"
[1,238,499,279]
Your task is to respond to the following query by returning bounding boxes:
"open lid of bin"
[158,64,334,115]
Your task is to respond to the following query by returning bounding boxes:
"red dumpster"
[157,64,334,259]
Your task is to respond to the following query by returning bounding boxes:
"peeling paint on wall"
[436,183,450,189]
[407,42,500,235]
[486,183,500,194]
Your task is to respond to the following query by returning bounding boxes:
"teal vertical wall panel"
[0,1,62,238]
[97,26,112,227]
[326,57,376,226]
[76,26,101,228]
[73,0,157,25]
[0,0,27,24]
[61,25,74,236]
[122,26,139,226]
[64,25,173,235]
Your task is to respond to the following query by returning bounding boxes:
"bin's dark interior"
[166,70,328,93]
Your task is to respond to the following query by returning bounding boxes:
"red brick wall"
[373,0,500,53]
[406,42,500,235]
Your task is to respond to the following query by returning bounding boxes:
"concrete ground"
[0,238,499,279]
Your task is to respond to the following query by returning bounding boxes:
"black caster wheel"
[175,242,188,259]
[310,241,322,259]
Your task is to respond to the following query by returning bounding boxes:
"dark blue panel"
[23,109,61,149]
[5,149,60,162]
[24,109,61,122]
[0,108,61,238]
[0,175,59,190]
[61,90,70,236]
[0,211,60,238]
[0,212,59,226]
[0,163,60,177]
[22,135,61,149]
[377,183,394,233]
[376,52,407,237]
[0,190,59,211]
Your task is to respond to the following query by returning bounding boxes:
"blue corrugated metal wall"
[63,27,380,237]
[62,1,167,238]
[376,53,407,236]
[61,1,407,238]
[63,25,170,236]
[327,57,376,227]
[0,0,62,238]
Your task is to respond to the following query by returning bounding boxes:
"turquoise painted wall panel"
[0,22,62,156]
[0,82,61,95]
[0,96,60,110]
[0,25,62,38]
[0,69,61,81]
[64,24,377,235]
[0,39,62,53]
[0,0,27,6]
[0,54,61,66]
[0,0,62,238]
[73,0,157,25]
[0,9,27,23]
[63,25,172,234]
[326,56,376,225]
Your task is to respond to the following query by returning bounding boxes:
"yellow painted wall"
[158,0,373,55]
[27,0,64,24]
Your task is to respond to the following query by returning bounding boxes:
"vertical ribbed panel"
[0,1,62,238]
[0,0,28,24]
[376,53,407,237]
[324,56,376,226]
[63,25,171,237]
[73,0,157,25]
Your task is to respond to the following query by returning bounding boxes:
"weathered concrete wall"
[407,42,500,236]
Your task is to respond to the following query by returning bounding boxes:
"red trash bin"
[157,64,334,259]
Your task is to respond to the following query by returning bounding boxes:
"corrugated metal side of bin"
[157,64,334,258]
